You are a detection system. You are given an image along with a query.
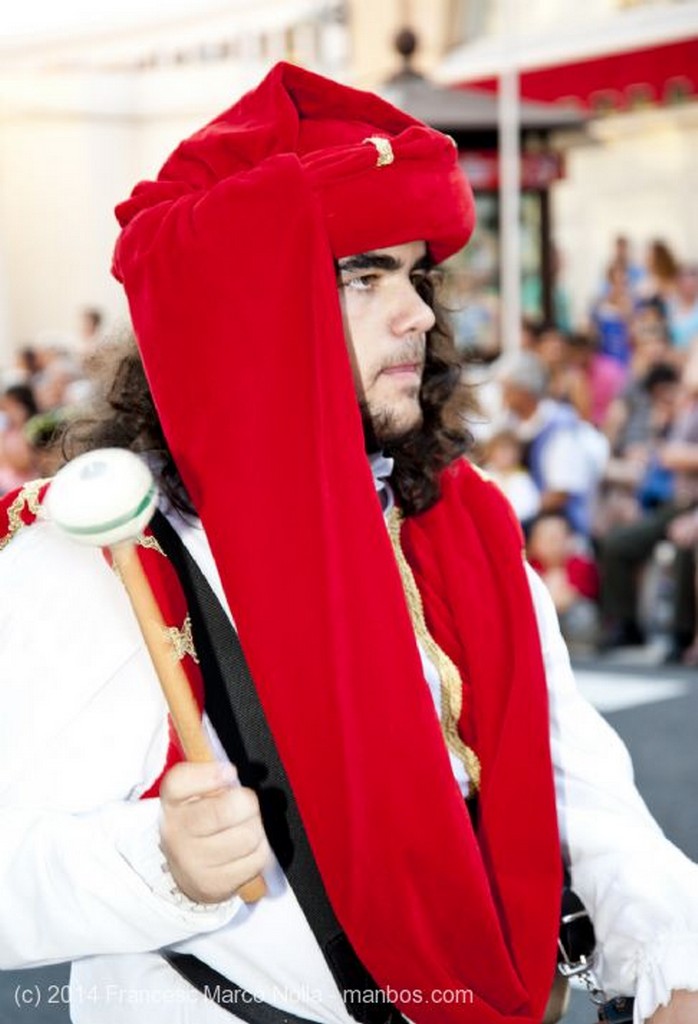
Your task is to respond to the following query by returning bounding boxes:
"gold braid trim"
[387,507,481,792]
[0,479,51,554]
[163,615,199,663]
[137,533,165,556]
[110,531,200,667]
[109,532,165,580]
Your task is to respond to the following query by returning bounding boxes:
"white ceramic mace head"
[45,448,157,547]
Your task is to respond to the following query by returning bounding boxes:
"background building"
[0,0,349,359]
[437,0,698,330]
[0,0,696,360]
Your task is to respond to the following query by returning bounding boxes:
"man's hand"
[646,990,698,1023]
[159,761,269,904]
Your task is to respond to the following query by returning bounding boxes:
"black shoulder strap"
[164,953,326,1024]
[150,511,403,1024]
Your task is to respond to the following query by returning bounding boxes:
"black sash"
[150,511,405,1024]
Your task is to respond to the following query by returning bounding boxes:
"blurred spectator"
[685,337,698,392]
[527,511,600,653]
[532,324,566,378]
[0,384,39,494]
[23,409,68,480]
[564,331,626,427]
[77,306,106,364]
[481,429,540,526]
[667,343,698,664]
[533,325,602,423]
[496,352,608,537]
[601,305,674,456]
[639,239,680,309]
[33,347,86,411]
[460,325,537,442]
[635,365,682,511]
[608,234,645,296]
[665,508,698,665]
[630,301,675,366]
[667,264,698,353]
[590,263,635,367]
[599,359,698,655]
[79,307,104,342]
[593,363,681,540]
[1,346,43,389]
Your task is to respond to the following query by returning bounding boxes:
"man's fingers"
[159,760,269,904]
[192,821,269,869]
[160,761,237,804]
[182,786,261,839]
[162,826,271,905]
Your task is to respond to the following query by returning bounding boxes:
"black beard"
[359,401,421,454]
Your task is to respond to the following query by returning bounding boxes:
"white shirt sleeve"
[0,523,240,969]
[527,565,698,1022]
[0,797,239,969]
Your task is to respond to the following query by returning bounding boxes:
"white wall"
[0,61,273,363]
[0,73,138,358]
[0,0,344,366]
[488,0,616,36]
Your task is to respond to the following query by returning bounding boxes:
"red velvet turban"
[117,61,475,263]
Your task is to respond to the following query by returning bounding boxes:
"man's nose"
[391,283,436,337]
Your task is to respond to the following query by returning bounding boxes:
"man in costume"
[1,62,698,1024]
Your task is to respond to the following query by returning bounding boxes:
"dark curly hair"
[381,271,475,514]
[62,284,475,519]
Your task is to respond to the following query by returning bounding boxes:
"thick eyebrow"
[336,251,432,274]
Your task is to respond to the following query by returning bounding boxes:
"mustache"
[380,339,426,372]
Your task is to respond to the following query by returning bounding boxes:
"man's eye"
[342,273,379,292]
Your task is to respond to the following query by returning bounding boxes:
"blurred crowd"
[468,235,698,665]
[0,307,104,492]
[2,234,697,663]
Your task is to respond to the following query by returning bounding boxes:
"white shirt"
[0,498,697,1024]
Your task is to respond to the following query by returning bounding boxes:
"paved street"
[1,658,696,1024]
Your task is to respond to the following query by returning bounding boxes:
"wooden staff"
[47,449,266,903]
